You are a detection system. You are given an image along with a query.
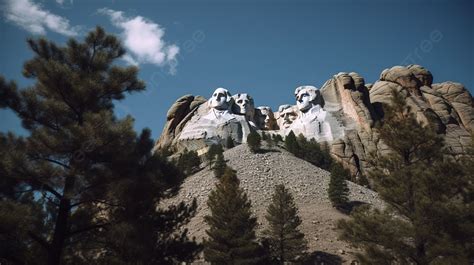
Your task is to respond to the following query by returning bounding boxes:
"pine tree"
[226,136,235,149]
[247,130,261,153]
[92,132,201,265]
[265,135,274,149]
[272,134,283,145]
[204,168,261,264]
[206,144,222,169]
[328,163,349,209]
[177,149,201,175]
[0,27,198,265]
[294,134,332,170]
[337,90,473,264]
[263,185,307,264]
[213,148,227,178]
[284,130,299,155]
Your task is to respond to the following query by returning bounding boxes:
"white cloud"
[56,0,74,8]
[2,0,79,36]
[98,8,180,73]
[122,54,139,66]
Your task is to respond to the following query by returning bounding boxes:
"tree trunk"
[48,176,75,265]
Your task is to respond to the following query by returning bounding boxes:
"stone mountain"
[154,65,473,177]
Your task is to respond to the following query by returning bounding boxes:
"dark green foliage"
[337,90,474,264]
[206,144,223,169]
[265,135,274,149]
[285,132,333,170]
[263,185,307,264]
[261,131,268,140]
[357,174,370,187]
[213,151,227,178]
[284,130,299,154]
[328,163,349,208]
[225,136,235,149]
[204,168,261,264]
[247,130,261,153]
[272,134,283,144]
[0,27,198,265]
[177,149,201,175]
[297,135,333,170]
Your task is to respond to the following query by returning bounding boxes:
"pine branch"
[29,155,71,170]
[28,231,50,250]
[68,222,110,237]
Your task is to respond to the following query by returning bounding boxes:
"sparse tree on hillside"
[265,135,274,149]
[272,134,283,145]
[286,133,333,170]
[0,27,198,265]
[204,168,261,264]
[213,149,226,178]
[247,130,261,153]
[263,185,307,264]
[225,136,235,149]
[284,130,299,154]
[177,149,201,175]
[328,163,349,209]
[206,144,223,169]
[337,90,474,264]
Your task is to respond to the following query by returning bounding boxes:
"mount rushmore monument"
[154,65,473,176]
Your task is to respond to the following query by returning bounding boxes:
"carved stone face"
[232,93,255,117]
[257,106,277,130]
[295,86,318,113]
[278,105,298,129]
[209,88,233,111]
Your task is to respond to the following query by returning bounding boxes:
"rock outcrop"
[154,65,473,175]
[320,72,380,177]
[153,94,206,152]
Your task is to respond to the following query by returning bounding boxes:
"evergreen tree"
[261,131,268,140]
[226,136,235,149]
[0,27,198,265]
[263,185,307,264]
[213,148,227,178]
[297,134,333,169]
[177,149,201,175]
[328,163,349,209]
[285,133,333,170]
[337,90,474,264]
[273,134,283,144]
[247,130,261,153]
[206,144,222,169]
[204,168,261,264]
[265,135,274,149]
[284,130,299,155]
[90,131,200,265]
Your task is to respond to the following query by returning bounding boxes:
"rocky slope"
[163,144,384,264]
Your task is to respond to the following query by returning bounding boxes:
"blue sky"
[1,0,473,139]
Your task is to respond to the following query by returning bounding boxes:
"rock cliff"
[154,65,473,175]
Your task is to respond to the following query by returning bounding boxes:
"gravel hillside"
[163,144,384,264]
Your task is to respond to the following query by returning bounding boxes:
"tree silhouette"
[337,90,473,264]
[263,185,307,264]
[0,27,198,265]
[204,168,261,264]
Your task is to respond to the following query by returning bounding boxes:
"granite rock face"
[320,72,380,177]
[371,65,473,156]
[153,94,206,152]
[154,65,473,175]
